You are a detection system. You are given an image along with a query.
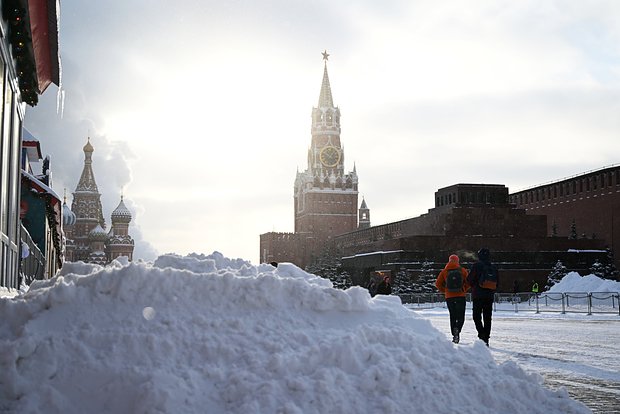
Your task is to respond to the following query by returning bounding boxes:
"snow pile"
[548,272,620,293]
[0,286,15,298]
[154,251,255,274]
[0,254,589,414]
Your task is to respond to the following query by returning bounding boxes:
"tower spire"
[76,137,98,192]
[318,50,334,108]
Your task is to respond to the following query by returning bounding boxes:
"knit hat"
[448,254,459,263]
[477,248,490,260]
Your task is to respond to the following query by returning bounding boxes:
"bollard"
[535,293,540,314]
[587,293,592,316]
[561,294,566,314]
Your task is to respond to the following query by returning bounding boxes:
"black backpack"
[445,268,463,293]
[478,264,498,290]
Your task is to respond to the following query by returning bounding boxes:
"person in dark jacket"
[467,248,498,346]
[376,275,392,295]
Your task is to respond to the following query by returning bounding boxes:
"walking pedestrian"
[467,248,499,346]
[435,254,469,344]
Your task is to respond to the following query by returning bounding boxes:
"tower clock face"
[320,146,340,167]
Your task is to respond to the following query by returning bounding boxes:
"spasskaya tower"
[294,50,359,241]
[260,51,362,268]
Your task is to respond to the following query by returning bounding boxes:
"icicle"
[55,0,64,118]
[56,87,65,119]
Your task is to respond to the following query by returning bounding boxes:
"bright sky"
[24,0,620,263]
[2,253,609,412]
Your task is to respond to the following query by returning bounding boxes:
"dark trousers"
[472,297,494,342]
[446,296,466,335]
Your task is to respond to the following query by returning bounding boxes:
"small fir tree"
[392,268,415,295]
[569,219,578,240]
[305,246,352,289]
[589,260,605,278]
[412,260,436,294]
[603,248,620,280]
[546,260,568,290]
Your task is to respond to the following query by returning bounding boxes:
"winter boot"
[452,328,460,344]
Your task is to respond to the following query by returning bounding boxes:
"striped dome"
[111,197,132,223]
[62,202,76,226]
[88,224,108,241]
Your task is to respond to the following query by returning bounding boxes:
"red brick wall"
[511,165,620,267]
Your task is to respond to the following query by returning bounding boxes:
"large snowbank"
[0,253,589,413]
[548,271,620,293]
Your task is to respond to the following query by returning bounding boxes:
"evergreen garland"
[2,0,39,106]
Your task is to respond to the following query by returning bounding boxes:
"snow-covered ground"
[412,308,620,414]
[1,252,616,413]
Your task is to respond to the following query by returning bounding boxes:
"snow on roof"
[342,250,405,259]
[22,129,43,161]
[0,253,589,413]
[21,170,61,204]
[22,128,39,142]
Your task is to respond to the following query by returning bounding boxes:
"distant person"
[513,280,519,295]
[467,248,499,346]
[376,275,392,295]
[531,281,539,296]
[435,254,469,344]
[367,278,378,297]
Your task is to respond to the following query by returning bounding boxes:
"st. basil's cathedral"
[63,139,135,264]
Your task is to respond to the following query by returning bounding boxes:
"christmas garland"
[2,0,39,106]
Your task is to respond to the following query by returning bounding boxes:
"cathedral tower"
[70,138,106,262]
[294,51,359,254]
[107,195,135,261]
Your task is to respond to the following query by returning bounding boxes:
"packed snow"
[547,271,620,293]
[0,253,592,413]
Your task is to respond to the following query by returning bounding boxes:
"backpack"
[445,268,463,293]
[478,264,498,290]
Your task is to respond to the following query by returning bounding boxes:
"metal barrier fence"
[400,292,620,315]
[19,225,45,285]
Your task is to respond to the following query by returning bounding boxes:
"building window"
[593,176,598,190]
[572,181,576,194]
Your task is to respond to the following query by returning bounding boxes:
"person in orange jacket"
[436,254,470,343]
